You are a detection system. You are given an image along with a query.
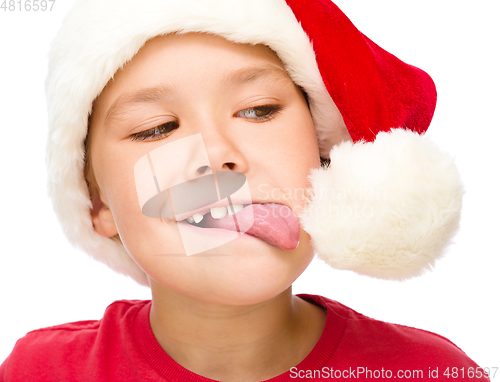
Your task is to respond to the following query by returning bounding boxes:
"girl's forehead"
[94,33,292,117]
[117,33,284,82]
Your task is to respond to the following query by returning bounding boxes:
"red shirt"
[0,294,490,381]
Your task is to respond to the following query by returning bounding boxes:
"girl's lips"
[178,203,300,252]
[175,220,255,255]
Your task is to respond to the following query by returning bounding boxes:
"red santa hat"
[46,0,463,286]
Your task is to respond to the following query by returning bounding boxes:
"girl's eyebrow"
[223,65,292,87]
[104,65,291,126]
[104,84,177,125]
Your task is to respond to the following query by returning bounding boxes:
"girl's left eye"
[234,105,283,121]
[130,121,179,141]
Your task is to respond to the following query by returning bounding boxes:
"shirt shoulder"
[0,300,149,382]
[299,294,490,381]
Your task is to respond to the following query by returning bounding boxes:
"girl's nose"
[198,123,248,174]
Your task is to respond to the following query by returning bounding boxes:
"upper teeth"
[211,207,227,219]
[185,204,247,223]
[227,204,244,215]
[191,214,204,224]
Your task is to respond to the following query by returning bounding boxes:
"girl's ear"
[89,189,118,238]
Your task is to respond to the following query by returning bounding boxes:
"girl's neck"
[149,282,327,381]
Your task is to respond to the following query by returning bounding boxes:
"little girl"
[0,0,490,380]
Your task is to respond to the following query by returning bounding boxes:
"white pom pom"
[299,129,464,280]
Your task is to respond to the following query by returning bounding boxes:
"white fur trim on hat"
[299,129,464,280]
[45,0,346,286]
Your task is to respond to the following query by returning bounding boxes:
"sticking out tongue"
[201,203,300,250]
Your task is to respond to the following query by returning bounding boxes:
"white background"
[1,0,499,375]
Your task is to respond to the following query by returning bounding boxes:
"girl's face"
[89,33,323,305]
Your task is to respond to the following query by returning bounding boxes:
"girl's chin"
[130,225,311,304]
[147,256,302,306]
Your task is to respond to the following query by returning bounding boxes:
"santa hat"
[46,0,463,286]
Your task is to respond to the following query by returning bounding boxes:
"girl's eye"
[234,105,283,121]
[129,105,281,142]
[130,121,179,141]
